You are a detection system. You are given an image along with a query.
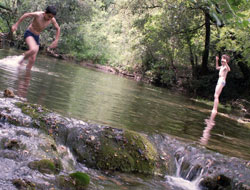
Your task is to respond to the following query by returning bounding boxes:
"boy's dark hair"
[45,6,57,16]
[222,54,230,63]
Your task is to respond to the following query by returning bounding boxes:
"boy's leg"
[212,84,223,112]
[26,51,38,70]
[22,36,39,66]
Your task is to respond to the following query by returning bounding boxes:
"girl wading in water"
[212,54,231,114]
[200,54,230,145]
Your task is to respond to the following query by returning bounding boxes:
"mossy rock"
[70,172,90,187]
[97,129,157,174]
[0,138,25,150]
[0,112,21,126]
[57,172,90,190]
[7,116,22,126]
[71,127,158,174]
[12,178,36,190]
[15,102,50,120]
[28,159,62,174]
[16,102,50,130]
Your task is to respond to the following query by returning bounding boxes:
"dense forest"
[0,0,250,102]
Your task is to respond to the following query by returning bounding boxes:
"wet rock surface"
[0,92,249,190]
[0,94,165,189]
[152,134,250,190]
[13,97,163,174]
[0,95,89,189]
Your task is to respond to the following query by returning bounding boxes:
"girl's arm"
[215,56,220,70]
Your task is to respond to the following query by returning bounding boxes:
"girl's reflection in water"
[200,110,217,145]
[17,66,31,98]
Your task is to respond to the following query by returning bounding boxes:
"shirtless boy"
[11,6,60,69]
[212,54,231,113]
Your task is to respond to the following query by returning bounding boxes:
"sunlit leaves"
[186,0,250,28]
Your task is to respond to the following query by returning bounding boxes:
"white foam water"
[165,176,201,190]
[0,55,24,66]
[0,55,59,77]
[165,157,202,190]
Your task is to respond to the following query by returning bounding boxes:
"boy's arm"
[12,12,37,32]
[48,18,60,49]
[215,56,220,70]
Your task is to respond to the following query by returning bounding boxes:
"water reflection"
[200,110,217,145]
[17,66,31,98]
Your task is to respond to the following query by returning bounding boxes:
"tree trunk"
[201,9,210,75]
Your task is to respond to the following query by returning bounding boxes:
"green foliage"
[0,0,249,97]
[215,16,250,65]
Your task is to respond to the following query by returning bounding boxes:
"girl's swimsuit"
[217,77,226,87]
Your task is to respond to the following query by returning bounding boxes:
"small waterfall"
[57,145,77,171]
[165,156,203,190]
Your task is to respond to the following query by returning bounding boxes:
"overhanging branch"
[177,23,206,35]
[0,4,12,12]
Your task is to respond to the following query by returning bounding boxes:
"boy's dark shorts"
[24,30,40,45]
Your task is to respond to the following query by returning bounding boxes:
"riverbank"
[45,48,149,82]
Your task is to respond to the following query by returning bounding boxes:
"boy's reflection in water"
[17,66,31,98]
[200,110,217,145]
